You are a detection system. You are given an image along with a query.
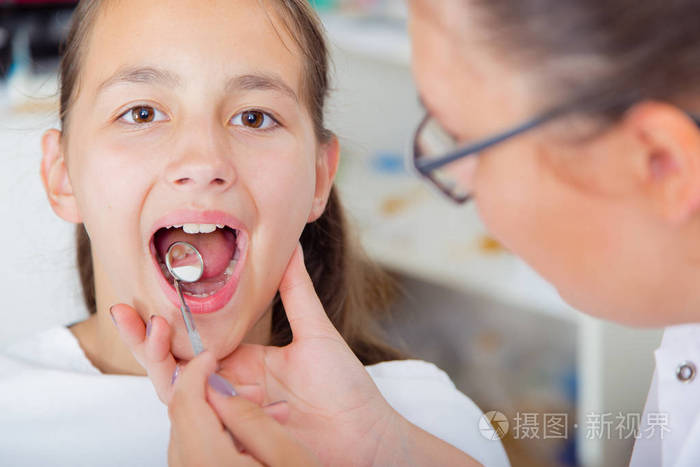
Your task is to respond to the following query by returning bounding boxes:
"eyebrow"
[97,66,181,94]
[226,73,298,102]
[97,66,298,102]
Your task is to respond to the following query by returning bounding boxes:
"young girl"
[0,0,508,465]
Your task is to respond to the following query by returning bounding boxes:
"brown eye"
[241,110,264,128]
[131,106,155,123]
[231,109,277,130]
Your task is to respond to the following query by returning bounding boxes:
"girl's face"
[408,1,700,325]
[43,0,337,359]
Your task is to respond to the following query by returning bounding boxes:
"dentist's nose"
[166,148,236,193]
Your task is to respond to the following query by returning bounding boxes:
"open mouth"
[148,221,248,314]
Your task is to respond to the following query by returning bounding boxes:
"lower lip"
[149,232,248,314]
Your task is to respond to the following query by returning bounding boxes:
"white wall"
[0,108,88,346]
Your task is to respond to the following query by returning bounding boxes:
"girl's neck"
[69,307,273,375]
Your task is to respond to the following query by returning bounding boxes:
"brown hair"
[472,0,700,121]
[62,0,405,365]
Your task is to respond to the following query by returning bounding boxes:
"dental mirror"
[164,241,237,397]
[165,241,204,283]
[165,241,205,355]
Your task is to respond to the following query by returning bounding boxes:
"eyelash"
[116,105,281,132]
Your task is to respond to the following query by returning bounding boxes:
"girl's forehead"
[81,0,303,97]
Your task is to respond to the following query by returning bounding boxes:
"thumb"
[278,244,340,341]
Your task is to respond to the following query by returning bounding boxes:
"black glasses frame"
[413,107,700,204]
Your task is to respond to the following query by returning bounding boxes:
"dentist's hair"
[470,0,700,121]
[60,0,405,365]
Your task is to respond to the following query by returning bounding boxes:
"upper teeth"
[166,223,225,234]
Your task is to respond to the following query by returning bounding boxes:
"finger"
[207,388,317,467]
[169,353,262,467]
[170,425,262,467]
[111,304,176,403]
[232,383,265,407]
[262,400,290,425]
[207,376,283,423]
[169,352,221,436]
[110,304,147,349]
[171,365,266,407]
[170,433,262,467]
[278,244,341,341]
[172,351,217,399]
[143,315,177,401]
[144,315,171,362]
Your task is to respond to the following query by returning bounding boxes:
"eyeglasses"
[412,106,700,204]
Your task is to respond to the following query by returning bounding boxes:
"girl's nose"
[166,150,236,193]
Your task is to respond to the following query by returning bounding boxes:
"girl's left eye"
[119,106,167,124]
[230,110,278,130]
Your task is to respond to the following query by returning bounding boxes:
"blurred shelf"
[336,156,578,322]
[321,12,411,66]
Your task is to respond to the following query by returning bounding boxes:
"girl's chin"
[170,329,245,362]
[166,300,274,361]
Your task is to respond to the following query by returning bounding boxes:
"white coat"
[630,324,700,466]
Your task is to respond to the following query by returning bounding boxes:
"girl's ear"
[41,129,82,223]
[626,101,700,223]
[308,135,340,222]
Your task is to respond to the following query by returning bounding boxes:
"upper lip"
[148,209,248,244]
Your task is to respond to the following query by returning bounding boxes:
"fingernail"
[208,373,237,397]
[109,305,117,327]
[171,364,181,385]
[263,400,288,408]
[146,315,154,337]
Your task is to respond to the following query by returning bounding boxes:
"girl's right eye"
[118,106,167,124]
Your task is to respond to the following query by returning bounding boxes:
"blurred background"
[0,1,664,466]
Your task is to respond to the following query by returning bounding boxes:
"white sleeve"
[366,359,510,467]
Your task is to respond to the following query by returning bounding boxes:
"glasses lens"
[414,116,477,202]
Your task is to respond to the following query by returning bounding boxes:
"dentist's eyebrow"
[97,66,181,94]
[226,73,298,102]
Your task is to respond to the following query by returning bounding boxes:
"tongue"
[155,228,236,279]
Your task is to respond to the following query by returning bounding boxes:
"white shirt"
[630,324,700,466]
[0,326,509,467]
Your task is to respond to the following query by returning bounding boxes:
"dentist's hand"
[111,245,399,464]
[168,350,318,467]
[213,245,403,465]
